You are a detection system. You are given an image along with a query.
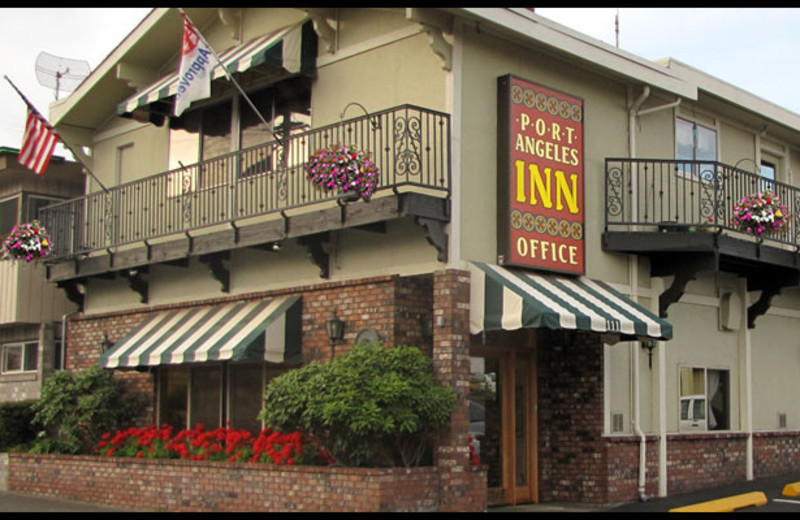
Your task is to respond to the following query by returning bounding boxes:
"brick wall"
[538,331,607,503]
[753,431,800,478]
[432,269,487,512]
[9,453,466,512]
[51,272,490,512]
[65,274,437,423]
[665,432,748,494]
[603,435,660,503]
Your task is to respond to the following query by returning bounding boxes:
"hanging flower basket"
[306,145,379,202]
[2,220,53,262]
[730,190,790,237]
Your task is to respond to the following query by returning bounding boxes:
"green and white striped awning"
[100,296,302,369]
[469,262,672,341]
[118,19,315,116]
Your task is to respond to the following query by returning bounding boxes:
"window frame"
[678,365,730,433]
[0,194,21,237]
[26,194,64,222]
[156,362,285,434]
[166,78,312,195]
[676,117,719,180]
[1,341,39,375]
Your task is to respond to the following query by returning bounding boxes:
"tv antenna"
[35,51,90,100]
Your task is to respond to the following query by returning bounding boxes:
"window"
[1,341,38,374]
[676,118,717,178]
[157,362,285,434]
[679,366,729,431]
[760,161,776,182]
[27,195,63,222]
[167,78,311,190]
[0,196,20,237]
[760,160,777,191]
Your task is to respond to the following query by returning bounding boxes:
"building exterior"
[39,7,800,508]
[0,147,84,402]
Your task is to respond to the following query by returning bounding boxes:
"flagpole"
[4,75,110,193]
[177,8,284,146]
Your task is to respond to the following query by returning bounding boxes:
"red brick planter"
[9,453,485,512]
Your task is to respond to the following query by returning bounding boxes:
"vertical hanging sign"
[497,75,585,275]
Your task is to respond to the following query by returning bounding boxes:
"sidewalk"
[0,490,129,513]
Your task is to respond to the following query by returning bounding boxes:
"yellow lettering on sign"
[514,160,580,214]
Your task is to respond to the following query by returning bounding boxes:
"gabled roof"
[50,7,800,142]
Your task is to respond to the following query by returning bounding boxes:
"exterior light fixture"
[99,331,114,353]
[326,311,344,358]
[641,340,657,370]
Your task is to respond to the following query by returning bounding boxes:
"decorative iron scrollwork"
[277,143,288,202]
[394,115,421,177]
[605,163,625,220]
[103,192,114,246]
[181,167,193,224]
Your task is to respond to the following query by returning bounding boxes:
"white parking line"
[774,499,800,505]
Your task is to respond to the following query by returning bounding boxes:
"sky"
[2,7,800,158]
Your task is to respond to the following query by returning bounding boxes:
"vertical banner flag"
[174,11,214,117]
[19,102,59,176]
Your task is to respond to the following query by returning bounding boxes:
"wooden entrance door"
[469,348,538,505]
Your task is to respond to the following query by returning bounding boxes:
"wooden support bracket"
[199,251,231,293]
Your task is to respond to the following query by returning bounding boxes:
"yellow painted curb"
[669,491,768,513]
[783,482,800,497]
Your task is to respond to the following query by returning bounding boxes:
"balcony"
[604,158,800,325]
[42,105,451,289]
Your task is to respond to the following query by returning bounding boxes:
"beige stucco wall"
[751,291,800,431]
[91,120,168,189]
[312,10,447,127]
[457,24,631,285]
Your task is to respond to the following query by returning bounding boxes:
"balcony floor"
[46,191,449,284]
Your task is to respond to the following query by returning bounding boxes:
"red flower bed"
[96,423,335,466]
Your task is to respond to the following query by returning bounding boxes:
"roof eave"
[49,8,167,126]
[445,7,697,101]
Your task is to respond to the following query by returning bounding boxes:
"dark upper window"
[0,196,19,237]
[167,77,311,189]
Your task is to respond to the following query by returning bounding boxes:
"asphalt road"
[609,473,800,513]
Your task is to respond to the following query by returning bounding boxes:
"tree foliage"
[31,367,139,454]
[259,344,455,468]
[0,400,38,451]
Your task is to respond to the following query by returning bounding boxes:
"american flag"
[18,105,59,175]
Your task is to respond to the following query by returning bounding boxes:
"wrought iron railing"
[41,105,450,261]
[605,158,800,247]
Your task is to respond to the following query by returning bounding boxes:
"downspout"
[60,310,79,370]
[627,87,682,501]
[628,85,649,502]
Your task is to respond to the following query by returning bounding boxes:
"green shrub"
[0,399,38,451]
[260,344,455,468]
[30,367,139,455]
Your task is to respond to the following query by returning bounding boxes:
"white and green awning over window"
[118,19,316,116]
[100,296,302,369]
[469,262,672,341]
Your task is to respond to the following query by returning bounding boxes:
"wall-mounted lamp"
[99,331,114,353]
[641,340,657,370]
[326,311,345,358]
